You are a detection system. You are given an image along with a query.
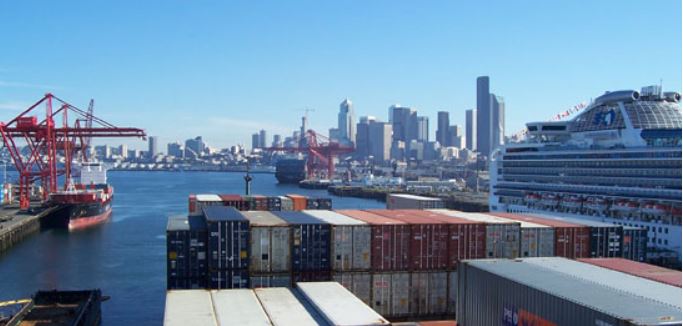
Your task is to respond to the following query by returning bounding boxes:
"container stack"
[241,211,292,288]
[167,215,208,289]
[386,194,445,210]
[577,257,681,287]
[203,206,250,289]
[188,193,333,213]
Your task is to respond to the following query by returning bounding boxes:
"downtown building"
[476,76,505,157]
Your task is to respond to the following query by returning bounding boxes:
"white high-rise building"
[338,99,356,144]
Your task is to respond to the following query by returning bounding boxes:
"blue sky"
[0,1,680,150]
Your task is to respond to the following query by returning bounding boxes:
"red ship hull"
[68,205,112,230]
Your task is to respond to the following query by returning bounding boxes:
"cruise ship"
[489,86,681,266]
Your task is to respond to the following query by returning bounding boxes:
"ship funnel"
[663,92,681,103]
[594,90,639,105]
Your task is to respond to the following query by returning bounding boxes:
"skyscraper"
[476,76,491,156]
[338,99,356,144]
[416,116,429,142]
[251,133,260,150]
[388,105,415,143]
[185,136,205,158]
[272,134,282,147]
[491,94,505,148]
[259,129,267,149]
[355,116,376,159]
[368,121,392,163]
[148,136,158,158]
[436,111,450,146]
[449,125,464,149]
[466,109,477,150]
[167,142,184,158]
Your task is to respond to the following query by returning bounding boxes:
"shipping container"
[306,197,320,209]
[304,210,371,271]
[457,259,682,326]
[622,226,647,262]
[272,211,331,271]
[167,215,208,286]
[522,257,681,309]
[286,194,308,211]
[332,271,372,305]
[279,196,293,211]
[492,212,590,259]
[167,276,207,290]
[336,210,411,271]
[317,198,332,210]
[266,196,282,211]
[292,271,332,283]
[578,257,682,287]
[211,289,271,325]
[254,288,327,326]
[409,271,448,317]
[369,210,451,270]
[188,194,196,216]
[208,269,249,289]
[387,194,444,210]
[164,290,216,326]
[446,271,457,316]
[531,213,623,258]
[431,210,520,258]
[371,272,411,318]
[296,282,390,325]
[249,273,292,288]
[189,194,222,216]
[242,211,291,273]
[218,194,247,211]
[204,206,250,270]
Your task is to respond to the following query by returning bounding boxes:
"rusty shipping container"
[578,257,682,287]
[370,210,450,270]
[408,210,486,269]
[203,206,250,270]
[241,211,291,273]
[336,210,411,271]
[410,271,449,317]
[304,210,371,271]
[432,211,520,259]
[333,272,372,305]
[492,212,590,259]
[272,211,331,271]
[372,272,411,319]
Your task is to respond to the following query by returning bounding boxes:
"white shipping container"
[371,272,411,318]
[250,274,292,288]
[190,194,223,216]
[164,290,216,326]
[255,288,325,326]
[211,289,271,326]
[296,282,390,326]
[304,210,371,271]
[410,272,448,316]
[279,196,293,211]
[432,210,520,258]
[387,194,444,210]
[333,272,372,305]
[242,211,291,273]
[489,213,555,257]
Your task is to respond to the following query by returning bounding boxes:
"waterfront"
[0,171,384,324]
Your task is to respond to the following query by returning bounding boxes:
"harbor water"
[0,171,384,324]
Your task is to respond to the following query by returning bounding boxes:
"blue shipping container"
[273,211,331,271]
[187,215,208,279]
[203,206,250,270]
[208,269,249,289]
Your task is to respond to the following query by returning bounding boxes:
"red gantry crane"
[262,129,354,179]
[0,93,146,209]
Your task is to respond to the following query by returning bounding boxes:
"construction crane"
[262,129,354,179]
[0,93,146,209]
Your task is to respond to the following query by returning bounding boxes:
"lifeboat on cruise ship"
[671,207,682,217]
[584,197,608,211]
[642,202,671,215]
[541,193,559,207]
[560,195,583,209]
[525,193,541,204]
[612,200,639,212]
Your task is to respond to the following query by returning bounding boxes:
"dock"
[0,205,57,254]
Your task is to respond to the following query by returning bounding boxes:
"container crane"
[0,93,146,209]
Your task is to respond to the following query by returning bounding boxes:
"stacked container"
[386,194,444,209]
[492,212,591,258]
[622,226,648,262]
[304,210,372,305]
[286,194,308,211]
[266,196,281,211]
[218,194,247,211]
[279,196,293,211]
[530,213,623,258]
[203,206,250,289]
[578,257,682,287]
[272,211,331,283]
[188,194,223,216]
[167,215,208,289]
[241,211,292,288]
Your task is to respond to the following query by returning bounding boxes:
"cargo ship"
[275,158,306,184]
[44,162,113,230]
[489,85,682,266]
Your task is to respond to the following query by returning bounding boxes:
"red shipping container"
[188,194,196,214]
[578,258,682,287]
[412,210,487,268]
[219,194,246,211]
[336,210,411,271]
[368,210,450,271]
[287,194,308,211]
[492,212,590,259]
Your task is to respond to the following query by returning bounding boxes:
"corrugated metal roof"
[196,194,222,202]
[490,212,584,228]
[272,211,327,225]
[164,290,216,326]
[463,259,682,324]
[211,289,271,326]
[369,209,446,224]
[242,211,288,227]
[303,210,367,225]
[296,282,390,325]
[167,216,189,231]
[203,206,247,222]
[335,210,407,225]
[254,288,327,326]
[431,210,521,225]
[522,257,681,309]
[579,258,682,288]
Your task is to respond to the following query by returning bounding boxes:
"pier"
[0,205,57,254]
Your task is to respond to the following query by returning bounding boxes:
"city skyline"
[0,1,680,149]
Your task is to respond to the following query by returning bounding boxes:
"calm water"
[0,171,384,325]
